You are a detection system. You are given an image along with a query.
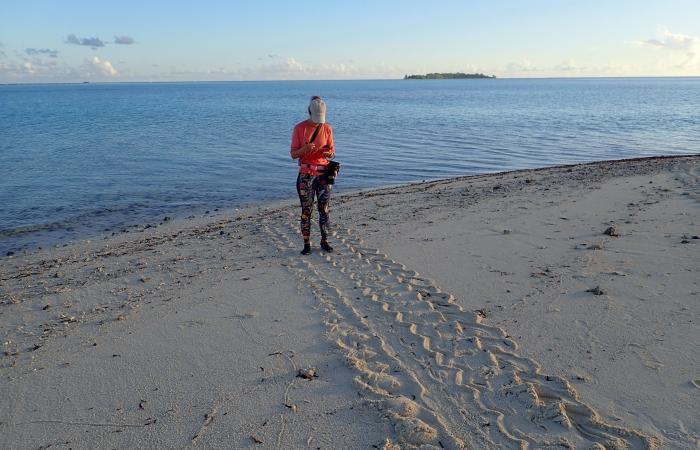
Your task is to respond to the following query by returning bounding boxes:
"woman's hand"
[291,143,315,160]
[291,143,331,160]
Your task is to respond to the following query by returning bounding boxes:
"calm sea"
[1,78,699,253]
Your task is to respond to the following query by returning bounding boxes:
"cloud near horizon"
[638,28,700,68]
[91,56,118,76]
[4,27,700,82]
[65,34,105,49]
[163,56,408,81]
[235,57,361,80]
[0,56,60,78]
[246,57,412,80]
[503,61,537,73]
[499,59,638,77]
[25,48,59,58]
[0,54,120,80]
[640,29,699,51]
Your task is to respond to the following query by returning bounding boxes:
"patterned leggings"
[296,173,332,241]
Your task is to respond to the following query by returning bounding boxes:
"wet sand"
[1,155,698,449]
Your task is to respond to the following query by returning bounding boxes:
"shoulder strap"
[308,124,322,143]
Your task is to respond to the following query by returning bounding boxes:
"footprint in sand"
[178,319,206,328]
[628,343,664,370]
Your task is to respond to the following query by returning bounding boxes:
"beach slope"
[1,155,698,449]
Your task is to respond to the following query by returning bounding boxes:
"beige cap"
[308,96,326,124]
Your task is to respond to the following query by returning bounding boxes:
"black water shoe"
[301,243,311,255]
[320,241,333,253]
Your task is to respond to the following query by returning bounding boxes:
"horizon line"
[1,75,700,86]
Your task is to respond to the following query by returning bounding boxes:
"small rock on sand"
[586,286,606,296]
[603,226,619,237]
[297,367,318,380]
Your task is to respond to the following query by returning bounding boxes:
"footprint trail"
[262,212,659,450]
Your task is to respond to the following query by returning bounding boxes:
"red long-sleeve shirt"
[290,120,335,166]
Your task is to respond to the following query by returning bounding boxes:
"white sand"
[1,155,698,449]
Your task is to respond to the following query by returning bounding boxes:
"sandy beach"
[1,155,698,449]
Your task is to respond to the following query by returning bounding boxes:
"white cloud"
[0,51,121,81]
[640,28,699,52]
[160,57,412,81]
[23,61,36,74]
[0,56,62,79]
[238,57,362,80]
[498,59,643,78]
[553,58,586,72]
[502,60,538,74]
[91,56,118,76]
[637,28,700,69]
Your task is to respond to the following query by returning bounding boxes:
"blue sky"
[1,0,699,82]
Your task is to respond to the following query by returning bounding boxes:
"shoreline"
[3,154,698,259]
[1,155,699,448]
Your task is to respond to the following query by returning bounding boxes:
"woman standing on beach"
[290,96,335,255]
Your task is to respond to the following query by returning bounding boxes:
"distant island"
[403,72,496,79]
